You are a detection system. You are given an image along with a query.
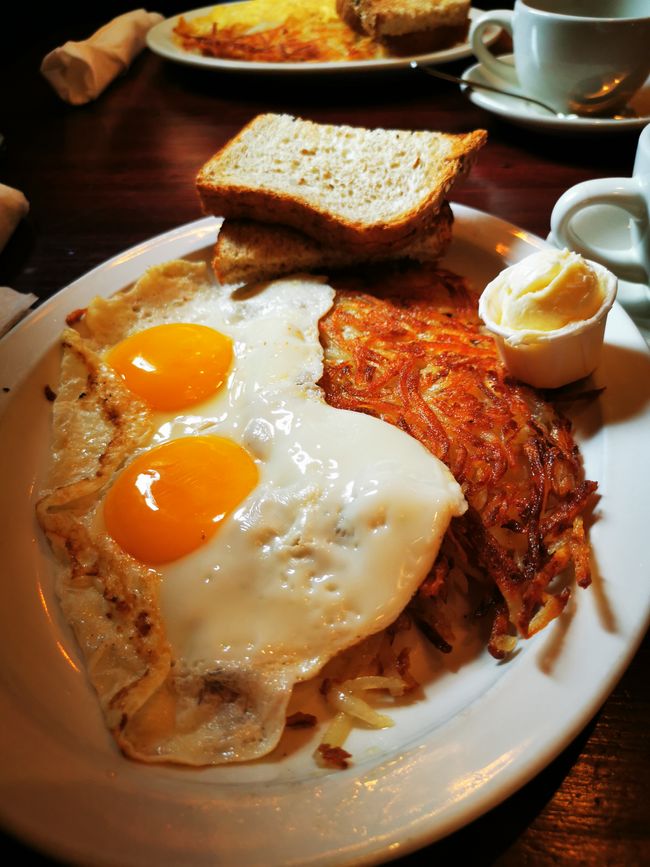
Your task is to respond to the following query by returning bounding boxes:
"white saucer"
[461,54,650,134]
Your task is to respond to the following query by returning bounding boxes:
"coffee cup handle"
[550,179,649,284]
[469,10,518,86]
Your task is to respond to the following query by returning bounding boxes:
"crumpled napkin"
[0,183,35,337]
[40,9,164,106]
[0,286,38,338]
[0,183,29,253]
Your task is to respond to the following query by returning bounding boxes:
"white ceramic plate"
[1,207,649,867]
[146,5,498,74]
[461,54,650,134]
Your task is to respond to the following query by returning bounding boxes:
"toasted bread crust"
[196,114,486,253]
[336,0,365,33]
[214,202,454,284]
[336,0,470,38]
[381,21,469,55]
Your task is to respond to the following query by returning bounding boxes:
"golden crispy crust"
[36,329,171,747]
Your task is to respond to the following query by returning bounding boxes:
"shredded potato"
[328,678,402,727]
[314,624,419,767]
[173,0,385,63]
[308,263,598,767]
[316,680,401,768]
[318,712,353,750]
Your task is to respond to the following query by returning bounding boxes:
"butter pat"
[479,249,617,389]
[492,249,605,332]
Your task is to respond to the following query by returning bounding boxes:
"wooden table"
[1,5,648,866]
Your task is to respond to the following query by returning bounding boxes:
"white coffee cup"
[550,124,650,284]
[470,0,650,116]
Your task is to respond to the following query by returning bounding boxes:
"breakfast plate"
[461,55,650,133]
[1,206,649,866]
[146,5,499,74]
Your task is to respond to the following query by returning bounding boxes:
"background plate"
[146,5,498,74]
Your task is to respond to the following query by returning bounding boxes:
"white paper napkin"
[0,184,34,337]
[0,286,37,338]
[0,183,29,254]
[40,9,164,106]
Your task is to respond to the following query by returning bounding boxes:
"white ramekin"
[478,257,617,389]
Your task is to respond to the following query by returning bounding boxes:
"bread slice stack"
[336,0,471,55]
[196,113,486,286]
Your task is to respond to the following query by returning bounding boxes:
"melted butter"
[491,249,605,332]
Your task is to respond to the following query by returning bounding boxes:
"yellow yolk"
[104,436,258,565]
[105,323,232,411]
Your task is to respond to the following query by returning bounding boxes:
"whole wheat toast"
[336,0,470,54]
[196,114,486,254]
[214,202,454,285]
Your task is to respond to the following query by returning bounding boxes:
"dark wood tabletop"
[0,3,648,866]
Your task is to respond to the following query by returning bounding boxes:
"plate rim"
[1,205,649,867]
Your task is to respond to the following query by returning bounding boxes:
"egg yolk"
[104,436,258,565]
[105,323,232,411]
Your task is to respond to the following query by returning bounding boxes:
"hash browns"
[173,12,383,63]
[318,264,597,658]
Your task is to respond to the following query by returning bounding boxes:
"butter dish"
[479,250,617,388]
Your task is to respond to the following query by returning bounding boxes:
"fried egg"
[39,259,466,765]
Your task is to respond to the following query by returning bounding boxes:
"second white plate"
[147,5,498,73]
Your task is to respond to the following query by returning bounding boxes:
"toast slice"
[196,114,486,254]
[336,0,470,54]
[214,202,454,285]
